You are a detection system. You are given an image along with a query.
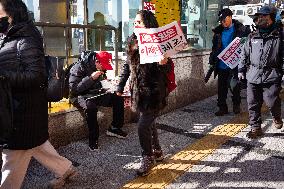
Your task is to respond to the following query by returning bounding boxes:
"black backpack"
[16,41,68,102]
[44,56,67,102]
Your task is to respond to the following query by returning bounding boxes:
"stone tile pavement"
[20,90,284,189]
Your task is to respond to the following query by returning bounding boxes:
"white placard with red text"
[134,21,186,64]
[217,37,244,69]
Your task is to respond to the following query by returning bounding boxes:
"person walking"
[116,10,170,176]
[69,51,127,151]
[0,1,77,188]
[238,6,284,139]
[209,8,251,116]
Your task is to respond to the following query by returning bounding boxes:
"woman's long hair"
[136,10,159,28]
[0,0,29,24]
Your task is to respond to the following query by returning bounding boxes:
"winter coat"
[69,60,106,109]
[209,20,251,77]
[238,25,284,84]
[117,50,169,113]
[0,21,48,150]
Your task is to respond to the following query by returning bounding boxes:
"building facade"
[22,0,278,61]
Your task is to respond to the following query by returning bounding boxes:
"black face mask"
[0,16,10,33]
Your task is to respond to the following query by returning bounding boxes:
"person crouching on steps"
[69,51,127,151]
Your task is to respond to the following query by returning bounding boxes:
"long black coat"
[117,51,169,113]
[0,21,48,150]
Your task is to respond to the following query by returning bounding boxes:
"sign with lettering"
[144,2,155,13]
[134,21,186,64]
[217,37,246,69]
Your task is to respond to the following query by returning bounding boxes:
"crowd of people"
[0,0,283,188]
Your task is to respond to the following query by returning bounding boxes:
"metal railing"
[34,22,120,76]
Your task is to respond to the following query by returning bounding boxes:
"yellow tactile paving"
[121,90,284,189]
[48,98,73,114]
[122,116,249,189]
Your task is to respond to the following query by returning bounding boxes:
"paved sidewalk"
[22,91,284,189]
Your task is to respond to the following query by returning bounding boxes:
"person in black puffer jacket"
[0,1,76,188]
[116,10,170,177]
[69,51,127,151]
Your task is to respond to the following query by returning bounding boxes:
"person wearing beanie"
[238,6,284,139]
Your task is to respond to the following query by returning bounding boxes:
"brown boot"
[246,128,263,139]
[272,118,283,129]
[136,155,155,176]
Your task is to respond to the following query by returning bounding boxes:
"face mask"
[0,16,10,33]
[257,17,270,29]
[281,19,284,25]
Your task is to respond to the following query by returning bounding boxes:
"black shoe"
[89,140,99,151]
[106,128,127,139]
[215,108,228,116]
[246,128,263,139]
[233,104,241,114]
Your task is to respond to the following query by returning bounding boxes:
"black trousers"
[137,110,161,156]
[247,82,282,129]
[75,93,124,142]
[217,69,241,108]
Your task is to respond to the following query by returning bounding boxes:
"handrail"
[34,22,119,76]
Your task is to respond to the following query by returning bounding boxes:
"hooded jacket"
[117,48,170,113]
[238,24,284,84]
[0,20,48,150]
[69,53,107,109]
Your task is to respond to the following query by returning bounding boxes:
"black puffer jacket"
[209,20,251,77]
[69,56,107,109]
[117,50,169,113]
[0,21,48,150]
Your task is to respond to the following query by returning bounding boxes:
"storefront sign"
[134,21,186,64]
[217,37,246,69]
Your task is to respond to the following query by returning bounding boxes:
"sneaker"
[89,140,99,151]
[233,104,241,114]
[272,118,283,129]
[49,165,78,189]
[246,128,264,139]
[214,107,228,116]
[153,149,164,162]
[136,155,155,176]
[106,128,127,139]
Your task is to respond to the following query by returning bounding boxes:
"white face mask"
[281,19,284,24]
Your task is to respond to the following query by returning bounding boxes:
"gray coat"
[238,26,284,84]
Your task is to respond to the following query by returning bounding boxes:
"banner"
[134,21,186,64]
[217,37,246,69]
